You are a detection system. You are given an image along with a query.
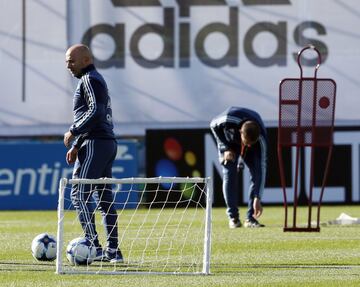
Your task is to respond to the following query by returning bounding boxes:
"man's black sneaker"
[244,219,265,228]
[93,247,107,262]
[105,248,124,263]
[229,217,242,228]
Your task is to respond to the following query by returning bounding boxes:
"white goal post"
[56,177,212,275]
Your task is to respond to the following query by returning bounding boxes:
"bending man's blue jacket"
[210,106,268,153]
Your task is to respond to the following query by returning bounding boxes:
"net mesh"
[56,177,211,275]
[278,78,336,147]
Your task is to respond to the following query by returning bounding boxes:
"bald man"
[64,44,123,263]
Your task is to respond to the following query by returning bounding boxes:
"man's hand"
[253,197,263,219]
[66,147,78,165]
[223,150,235,165]
[64,131,74,148]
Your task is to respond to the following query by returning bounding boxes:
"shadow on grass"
[0,261,55,272]
[211,263,360,274]
[2,261,360,275]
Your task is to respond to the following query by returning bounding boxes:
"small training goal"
[56,177,212,275]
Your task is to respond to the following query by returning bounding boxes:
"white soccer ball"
[31,233,57,261]
[66,237,96,266]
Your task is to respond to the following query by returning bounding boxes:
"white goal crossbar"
[56,177,212,275]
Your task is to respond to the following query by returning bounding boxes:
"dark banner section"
[146,126,357,205]
[145,129,208,207]
[146,129,207,179]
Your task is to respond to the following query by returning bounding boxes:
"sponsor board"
[0,140,138,210]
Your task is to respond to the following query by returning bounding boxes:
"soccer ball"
[31,233,57,261]
[66,237,96,266]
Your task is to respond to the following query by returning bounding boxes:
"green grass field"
[1,206,360,287]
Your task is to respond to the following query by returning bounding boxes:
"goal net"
[56,177,212,275]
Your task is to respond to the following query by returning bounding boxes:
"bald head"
[65,44,93,78]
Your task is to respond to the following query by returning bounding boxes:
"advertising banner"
[0,1,360,136]
[146,127,357,205]
[0,140,138,210]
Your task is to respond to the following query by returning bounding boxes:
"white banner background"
[0,0,359,136]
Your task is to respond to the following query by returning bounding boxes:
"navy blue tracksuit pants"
[71,139,118,249]
[220,136,267,221]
